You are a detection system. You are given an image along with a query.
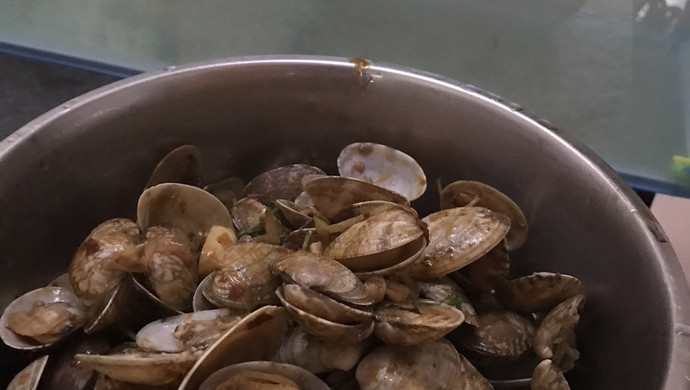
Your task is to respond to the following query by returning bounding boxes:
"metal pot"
[0,56,688,388]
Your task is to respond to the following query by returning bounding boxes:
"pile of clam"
[2,142,585,390]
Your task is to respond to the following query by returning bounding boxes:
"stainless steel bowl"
[0,56,688,388]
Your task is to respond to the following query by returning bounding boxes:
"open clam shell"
[199,361,330,390]
[1,287,86,350]
[355,338,492,390]
[230,197,266,233]
[374,300,465,346]
[495,272,582,313]
[454,239,510,293]
[276,288,375,345]
[337,142,427,201]
[136,309,242,353]
[531,359,571,390]
[75,349,200,386]
[273,250,382,306]
[534,294,585,371]
[275,326,369,374]
[137,183,232,248]
[178,305,288,390]
[144,145,202,190]
[353,237,427,278]
[440,181,528,251]
[242,164,325,203]
[453,310,536,359]
[324,209,424,272]
[351,200,419,218]
[305,176,409,221]
[7,355,48,390]
[412,207,510,279]
[280,284,373,324]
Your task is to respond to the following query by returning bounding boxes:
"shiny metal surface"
[0,56,688,388]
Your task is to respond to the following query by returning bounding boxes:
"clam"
[440,180,528,251]
[198,225,238,278]
[531,359,571,390]
[355,338,492,390]
[454,240,510,293]
[68,218,141,303]
[1,287,86,350]
[454,311,536,359]
[351,200,419,218]
[144,145,202,189]
[276,198,325,229]
[304,176,409,221]
[273,250,384,306]
[242,164,326,203]
[275,326,369,374]
[205,241,290,273]
[178,305,288,390]
[136,309,242,353]
[495,272,582,313]
[373,300,464,345]
[193,274,219,312]
[202,244,289,311]
[411,207,510,280]
[137,183,232,249]
[230,197,266,233]
[199,361,330,390]
[75,347,200,386]
[276,287,375,344]
[139,225,198,311]
[7,355,48,390]
[382,277,420,303]
[337,142,427,201]
[534,294,585,371]
[280,284,373,324]
[418,277,478,326]
[324,208,425,274]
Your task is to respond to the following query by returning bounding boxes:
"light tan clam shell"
[178,305,288,390]
[280,284,373,324]
[273,250,383,306]
[7,355,48,390]
[531,359,571,390]
[354,237,427,278]
[144,145,202,189]
[337,142,427,201]
[324,209,424,272]
[75,349,199,386]
[534,294,585,371]
[454,310,536,359]
[199,361,330,390]
[275,326,369,374]
[495,272,582,313]
[440,180,528,251]
[198,225,238,278]
[1,287,86,350]
[355,338,492,390]
[137,183,232,249]
[203,265,282,311]
[412,207,510,279]
[136,309,242,353]
[209,241,290,272]
[68,218,141,303]
[276,288,375,345]
[374,300,464,346]
[305,176,409,221]
[242,164,325,203]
